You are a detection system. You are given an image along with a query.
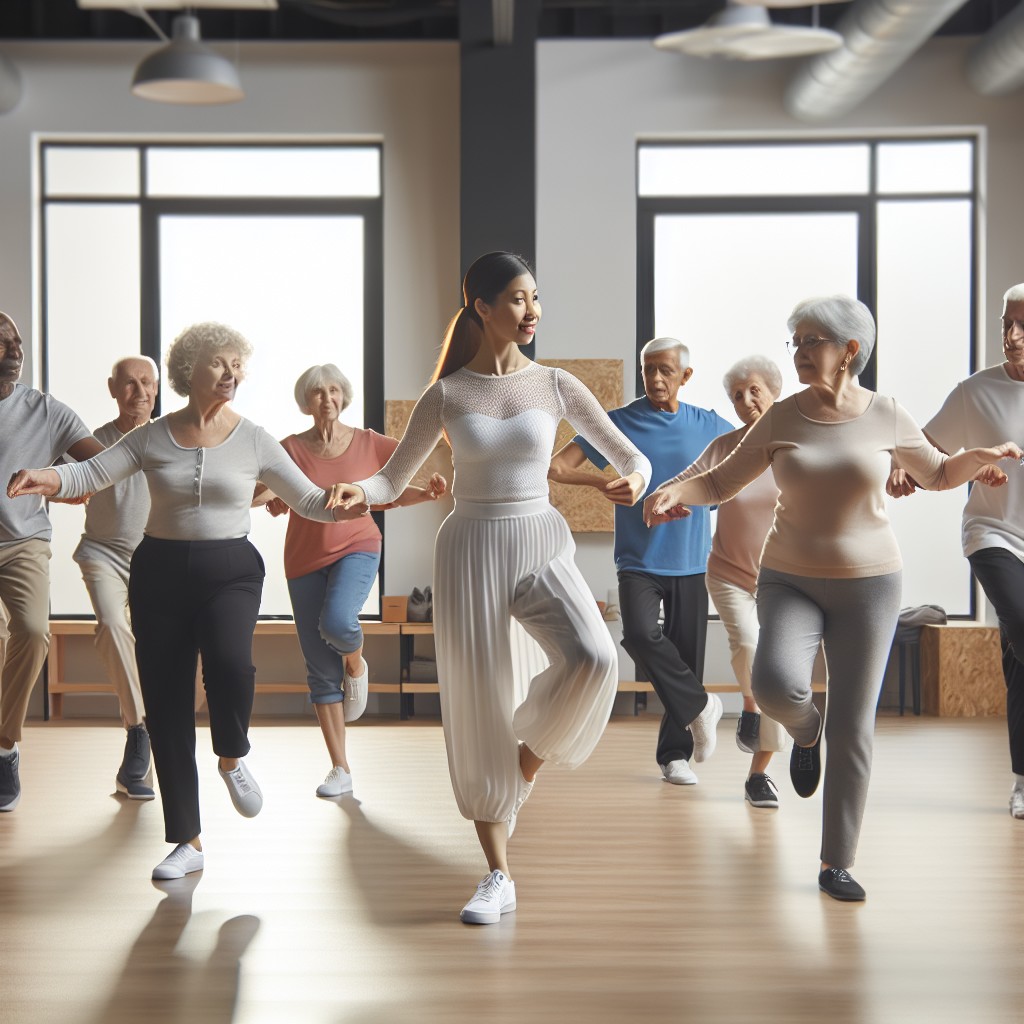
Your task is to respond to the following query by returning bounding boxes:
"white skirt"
[433,498,618,822]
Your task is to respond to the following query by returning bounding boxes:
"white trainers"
[689,692,724,764]
[460,869,517,925]
[316,765,354,798]
[344,660,369,723]
[218,759,263,817]
[661,759,698,785]
[507,777,535,837]
[152,842,204,880]
[1010,788,1024,819]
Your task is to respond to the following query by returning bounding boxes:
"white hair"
[1003,283,1024,305]
[294,363,354,415]
[640,336,690,371]
[722,355,783,399]
[787,295,876,376]
[111,354,159,380]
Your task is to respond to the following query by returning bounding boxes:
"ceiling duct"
[966,0,1024,96]
[784,0,968,122]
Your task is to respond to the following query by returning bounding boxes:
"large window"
[638,137,977,615]
[40,141,384,619]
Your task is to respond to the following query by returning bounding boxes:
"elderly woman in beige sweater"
[645,295,1020,902]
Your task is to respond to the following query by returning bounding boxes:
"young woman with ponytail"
[328,252,652,924]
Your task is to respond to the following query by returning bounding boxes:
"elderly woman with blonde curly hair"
[8,322,357,882]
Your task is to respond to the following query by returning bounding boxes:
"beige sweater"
[664,393,950,579]
[678,425,778,592]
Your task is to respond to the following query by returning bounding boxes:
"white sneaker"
[344,660,369,723]
[689,692,724,764]
[507,777,535,837]
[316,765,354,798]
[661,759,698,785]
[1011,788,1024,819]
[218,759,263,817]
[460,869,517,925]
[152,842,204,880]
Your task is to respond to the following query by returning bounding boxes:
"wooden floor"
[2,714,1023,1024]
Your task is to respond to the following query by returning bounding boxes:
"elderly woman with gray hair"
[672,355,789,810]
[254,364,445,799]
[645,295,1021,901]
[8,323,361,882]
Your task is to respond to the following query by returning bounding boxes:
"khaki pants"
[0,538,51,743]
[78,558,145,728]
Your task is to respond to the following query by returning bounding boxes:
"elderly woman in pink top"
[256,364,445,798]
[675,356,788,811]
[645,296,1020,902]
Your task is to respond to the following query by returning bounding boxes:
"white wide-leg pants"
[433,498,618,823]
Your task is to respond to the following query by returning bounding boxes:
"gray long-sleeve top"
[54,416,335,541]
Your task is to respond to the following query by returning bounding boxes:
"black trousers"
[129,536,265,843]
[967,547,1024,776]
[618,570,709,766]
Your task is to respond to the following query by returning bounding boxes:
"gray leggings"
[752,568,902,868]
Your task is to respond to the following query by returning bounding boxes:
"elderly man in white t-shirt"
[73,356,160,800]
[892,283,1024,820]
[0,312,104,811]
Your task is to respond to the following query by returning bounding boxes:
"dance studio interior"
[1,2,1022,1022]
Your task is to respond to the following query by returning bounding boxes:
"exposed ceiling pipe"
[966,0,1024,96]
[784,0,968,122]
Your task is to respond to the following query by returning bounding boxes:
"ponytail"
[429,305,482,385]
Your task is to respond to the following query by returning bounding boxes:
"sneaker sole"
[0,794,21,812]
[152,862,204,881]
[744,795,779,809]
[316,785,354,798]
[818,883,865,902]
[692,695,724,764]
[662,775,698,786]
[116,780,156,801]
[460,901,516,925]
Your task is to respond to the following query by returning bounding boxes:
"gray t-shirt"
[72,421,151,576]
[55,415,335,540]
[0,383,92,548]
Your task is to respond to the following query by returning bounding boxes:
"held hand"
[984,441,1024,464]
[604,471,646,507]
[886,467,918,499]
[326,482,367,511]
[642,491,692,528]
[50,493,92,506]
[265,497,290,517]
[7,469,61,499]
[425,473,448,500]
[974,464,1009,488]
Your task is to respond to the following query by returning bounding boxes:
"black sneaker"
[0,748,21,811]
[116,724,155,801]
[736,710,761,753]
[818,867,866,902]
[744,772,779,808]
[790,734,821,798]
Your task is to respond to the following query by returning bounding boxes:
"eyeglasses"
[787,334,836,353]
[1001,318,1024,336]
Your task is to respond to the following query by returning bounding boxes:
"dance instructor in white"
[8,323,354,882]
[645,295,1020,902]
[330,252,651,925]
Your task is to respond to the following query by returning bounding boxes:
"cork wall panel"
[538,359,624,534]
[919,625,1004,717]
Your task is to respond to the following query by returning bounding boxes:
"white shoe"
[661,759,698,785]
[218,759,263,818]
[689,693,724,764]
[152,842,204,880]
[1011,788,1024,819]
[344,660,369,723]
[460,869,517,925]
[316,765,354,798]
[507,777,535,837]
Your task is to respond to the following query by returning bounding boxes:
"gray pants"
[752,568,902,868]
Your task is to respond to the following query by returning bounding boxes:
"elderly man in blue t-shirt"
[0,312,104,811]
[550,338,732,784]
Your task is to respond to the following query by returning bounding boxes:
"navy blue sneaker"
[0,748,21,811]
[790,735,821,798]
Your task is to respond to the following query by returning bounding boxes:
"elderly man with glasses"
[891,283,1024,820]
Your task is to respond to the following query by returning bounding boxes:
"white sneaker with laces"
[152,842,204,880]
[460,869,517,925]
[316,765,354,798]
[689,692,724,763]
[1010,787,1024,819]
[661,759,698,785]
[218,759,263,817]
[344,660,369,723]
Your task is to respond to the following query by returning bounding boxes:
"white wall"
[536,37,1024,689]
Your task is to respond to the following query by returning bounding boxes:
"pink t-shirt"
[280,429,399,579]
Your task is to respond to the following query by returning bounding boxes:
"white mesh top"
[357,363,652,505]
